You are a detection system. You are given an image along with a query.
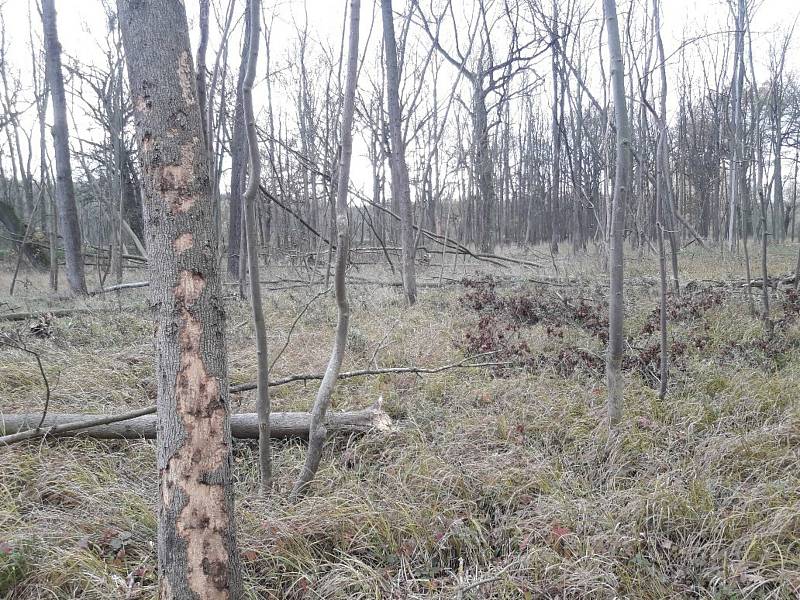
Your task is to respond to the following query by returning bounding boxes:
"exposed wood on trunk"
[117,0,241,595]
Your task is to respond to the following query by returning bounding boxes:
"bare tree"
[242,0,272,493]
[414,0,548,253]
[726,0,746,251]
[604,0,630,427]
[227,5,251,279]
[653,0,669,398]
[41,0,87,294]
[117,0,241,594]
[292,0,360,500]
[382,0,417,305]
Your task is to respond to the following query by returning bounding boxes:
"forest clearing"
[2,246,800,598]
[1,0,800,597]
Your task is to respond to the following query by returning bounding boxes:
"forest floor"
[1,243,799,599]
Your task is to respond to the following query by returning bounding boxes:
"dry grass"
[1,243,799,598]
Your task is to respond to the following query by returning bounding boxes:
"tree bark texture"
[117,0,241,597]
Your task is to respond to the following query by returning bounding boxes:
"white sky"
[1,0,799,196]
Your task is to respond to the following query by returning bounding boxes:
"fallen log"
[92,281,150,295]
[0,306,139,322]
[0,407,391,443]
[1,307,100,321]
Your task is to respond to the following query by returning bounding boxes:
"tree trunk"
[726,0,745,251]
[473,84,494,253]
[291,0,360,500]
[241,0,272,493]
[227,7,250,279]
[549,0,562,254]
[117,0,241,596]
[654,0,669,398]
[604,0,630,427]
[381,0,417,305]
[41,0,87,295]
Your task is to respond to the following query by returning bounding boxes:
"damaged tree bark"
[117,0,241,597]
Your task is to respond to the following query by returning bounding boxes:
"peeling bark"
[117,0,241,596]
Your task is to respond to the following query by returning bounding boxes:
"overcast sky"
[1,0,799,195]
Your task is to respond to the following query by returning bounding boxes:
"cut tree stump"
[0,407,392,441]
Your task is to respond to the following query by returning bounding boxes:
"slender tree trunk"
[474,85,494,253]
[654,0,669,398]
[118,0,241,596]
[727,0,745,251]
[227,7,250,279]
[41,0,87,294]
[291,0,360,500]
[196,0,209,144]
[549,0,561,254]
[604,0,630,427]
[241,0,272,493]
[381,0,416,305]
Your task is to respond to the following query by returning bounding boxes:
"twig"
[230,357,511,393]
[455,560,518,599]
[270,285,332,370]
[369,321,398,368]
[0,406,154,445]
[0,333,52,429]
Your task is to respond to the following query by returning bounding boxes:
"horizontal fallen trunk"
[92,281,150,295]
[0,306,142,322]
[0,407,391,443]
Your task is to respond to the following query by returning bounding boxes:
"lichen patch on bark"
[162,269,232,598]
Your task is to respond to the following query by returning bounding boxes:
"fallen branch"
[260,185,332,247]
[0,406,391,444]
[0,406,155,444]
[0,306,141,322]
[230,358,510,393]
[0,307,102,322]
[92,281,150,295]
